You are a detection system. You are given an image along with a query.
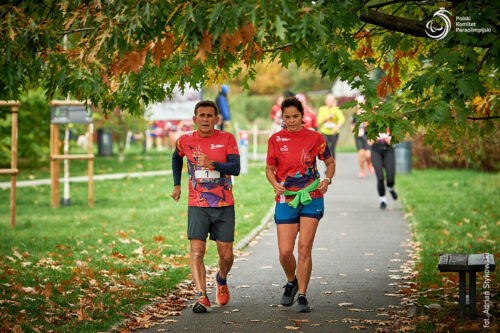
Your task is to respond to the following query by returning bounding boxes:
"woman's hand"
[272,182,286,195]
[317,179,330,194]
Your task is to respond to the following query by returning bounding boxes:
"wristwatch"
[210,161,217,170]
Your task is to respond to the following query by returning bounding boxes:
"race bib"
[195,169,221,183]
[358,128,365,137]
[324,121,336,129]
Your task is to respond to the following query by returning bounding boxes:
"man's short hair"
[281,96,304,116]
[194,100,218,115]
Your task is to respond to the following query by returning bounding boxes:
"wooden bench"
[438,253,496,320]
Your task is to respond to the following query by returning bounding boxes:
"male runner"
[171,100,240,313]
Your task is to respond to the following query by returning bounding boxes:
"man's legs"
[190,239,207,294]
[216,240,234,279]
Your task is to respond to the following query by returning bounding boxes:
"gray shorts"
[187,206,235,242]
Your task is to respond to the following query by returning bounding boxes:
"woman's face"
[282,106,303,132]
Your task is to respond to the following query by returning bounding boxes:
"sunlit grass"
[0,162,274,332]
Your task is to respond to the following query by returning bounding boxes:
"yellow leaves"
[471,89,498,118]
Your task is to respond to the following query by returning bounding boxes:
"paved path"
[0,170,172,189]
[139,153,412,332]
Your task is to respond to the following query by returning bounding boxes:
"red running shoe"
[215,272,230,306]
[193,295,212,313]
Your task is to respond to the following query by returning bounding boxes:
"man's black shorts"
[187,205,235,242]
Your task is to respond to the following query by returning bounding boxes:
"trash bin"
[97,129,113,156]
[395,141,412,174]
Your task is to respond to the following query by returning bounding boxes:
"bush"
[0,88,51,168]
[412,131,500,172]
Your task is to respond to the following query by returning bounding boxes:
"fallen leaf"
[350,325,368,330]
[284,326,300,330]
[338,302,353,307]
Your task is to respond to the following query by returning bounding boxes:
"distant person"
[266,96,335,312]
[351,97,374,178]
[317,94,345,160]
[215,84,231,131]
[296,94,317,131]
[368,129,398,209]
[271,96,284,133]
[171,100,240,313]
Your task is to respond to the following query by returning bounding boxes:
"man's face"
[193,106,219,136]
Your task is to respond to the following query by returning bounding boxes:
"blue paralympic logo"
[426,7,452,40]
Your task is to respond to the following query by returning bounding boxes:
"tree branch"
[263,43,293,53]
[367,0,408,9]
[467,116,500,120]
[475,49,489,73]
[360,8,428,38]
[57,27,96,35]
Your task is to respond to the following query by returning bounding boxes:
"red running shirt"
[267,128,331,203]
[176,130,239,207]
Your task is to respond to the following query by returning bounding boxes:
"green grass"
[397,169,500,329]
[0,161,274,332]
[1,144,171,182]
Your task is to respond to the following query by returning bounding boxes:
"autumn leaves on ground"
[397,170,500,332]
[0,151,274,332]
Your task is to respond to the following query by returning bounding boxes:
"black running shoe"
[296,294,311,312]
[280,280,298,306]
[380,201,387,210]
[389,189,398,200]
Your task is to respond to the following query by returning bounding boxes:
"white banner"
[145,86,202,121]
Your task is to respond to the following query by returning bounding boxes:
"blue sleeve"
[219,96,230,121]
[213,154,240,176]
[172,149,183,186]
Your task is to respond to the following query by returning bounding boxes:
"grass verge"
[0,163,274,332]
[397,169,499,331]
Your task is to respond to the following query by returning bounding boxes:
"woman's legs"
[358,149,366,178]
[384,146,396,189]
[296,217,320,295]
[365,149,374,174]
[277,223,299,282]
[370,146,386,197]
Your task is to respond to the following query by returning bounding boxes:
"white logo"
[276,136,290,142]
[280,145,289,152]
[426,7,452,40]
[210,144,224,149]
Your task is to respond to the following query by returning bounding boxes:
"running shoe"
[380,201,387,210]
[389,189,398,200]
[281,280,298,306]
[296,294,311,312]
[193,295,212,313]
[368,165,375,174]
[215,272,230,306]
[358,170,366,178]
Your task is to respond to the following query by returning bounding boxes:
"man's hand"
[272,182,286,195]
[171,185,181,202]
[197,153,212,169]
[317,179,330,194]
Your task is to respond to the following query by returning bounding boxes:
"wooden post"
[88,124,94,207]
[10,107,18,228]
[459,271,466,321]
[252,123,258,160]
[50,124,60,207]
[469,272,476,319]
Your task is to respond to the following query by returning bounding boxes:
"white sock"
[388,187,394,192]
[379,196,387,203]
